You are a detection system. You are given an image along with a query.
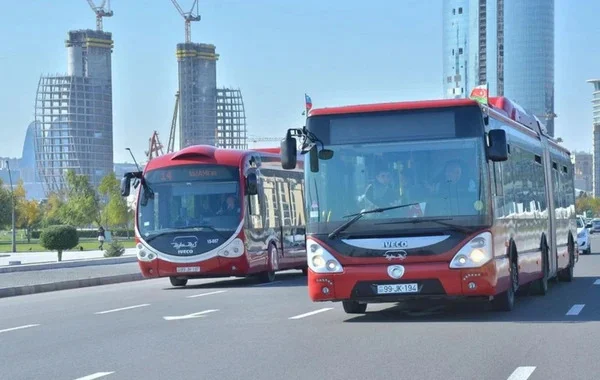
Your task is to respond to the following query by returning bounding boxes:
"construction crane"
[145,131,165,161]
[171,0,201,43]
[167,91,180,153]
[86,0,113,31]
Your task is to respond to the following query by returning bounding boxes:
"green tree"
[98,172,131,229]
[39,225,79,262]
[41,192,65,227]
[0,179,11,228]
[13,180,41,242]
[62,170,100,227]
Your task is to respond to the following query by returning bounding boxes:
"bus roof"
[308,98,477,116]
[144,145,281,171]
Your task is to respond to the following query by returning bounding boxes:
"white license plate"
[376,283,419,294]
[176,266,201,273]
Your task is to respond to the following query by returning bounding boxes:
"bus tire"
[531,241,549,296]
[492,254,517,312]
[342,300,367,314]
[169,277,188,287]
[258,243,278,283]
[558,238,575,282]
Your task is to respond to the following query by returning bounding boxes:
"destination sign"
[145,164,238,183]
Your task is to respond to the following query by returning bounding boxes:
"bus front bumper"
[137,256,250,279]
[307,260,502,303]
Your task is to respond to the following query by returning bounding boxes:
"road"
[2,238,600,380]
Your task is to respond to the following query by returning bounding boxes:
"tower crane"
[167,91,180,153]
[145,131,165,161]
[86,0,113,31]
[171,0,201,43]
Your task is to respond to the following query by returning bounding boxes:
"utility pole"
[5,160,16,253]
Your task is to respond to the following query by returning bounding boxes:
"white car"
[577,216,591,255]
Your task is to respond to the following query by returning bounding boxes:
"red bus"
[120,145,307,286]
[280,95,577,313]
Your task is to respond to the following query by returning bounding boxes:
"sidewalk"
[0,248,137,266]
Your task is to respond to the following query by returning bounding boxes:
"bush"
[104,239,125,257]
[39,225,79,262]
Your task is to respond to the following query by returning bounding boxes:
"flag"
[305,93,312,112]
[469,84,488,105]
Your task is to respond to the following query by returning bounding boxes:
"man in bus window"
[359,169,398,208]
[218,195,240,216]
[428,160,477,214]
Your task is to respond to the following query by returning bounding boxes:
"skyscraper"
[216,87,247,150]
[588,79,600,197]
[176,43,219,149]
[34,29,114,193]
[442,0,555,136]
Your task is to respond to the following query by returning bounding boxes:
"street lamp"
[5,160,16,253]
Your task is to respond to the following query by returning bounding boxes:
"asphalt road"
[2,237,600,380]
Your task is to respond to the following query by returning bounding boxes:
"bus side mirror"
[121,173,132,197]
[281,132,297,169]
[487,129,508,162]
[246,173,258,196]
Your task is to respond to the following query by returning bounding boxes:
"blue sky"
[0,0,599,163]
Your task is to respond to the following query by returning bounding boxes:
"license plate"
[376,283,419,294]
[176,266,201,273]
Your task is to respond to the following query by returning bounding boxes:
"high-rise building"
[176,43,219,149]
[34,29,114,193]
[573,151,593,193]
[216,88,247,150]
[442,0,555,136]
[588,79,600,197]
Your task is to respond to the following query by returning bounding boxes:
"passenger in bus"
[217,195,240,216]
[423,160,478,215]
[359,169,398,208]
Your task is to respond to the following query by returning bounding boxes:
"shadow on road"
[162,271,307,291]
[342,276,600,324]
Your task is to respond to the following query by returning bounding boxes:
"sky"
[0,0,599,163]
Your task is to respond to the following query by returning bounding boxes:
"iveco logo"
[384,250,408,261]
[383,240,408,249]
[171,236,199,254]
[387,265,405,279]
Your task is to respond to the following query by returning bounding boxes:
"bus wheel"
[258,244,278,283]
[558,240,575,282]
[342,301,367,314]
[492,259,517,311]
[169,277,188,287]
[531,242,549,295]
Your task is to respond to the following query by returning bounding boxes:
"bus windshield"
[137,164,242,240]
[304,107,491,236]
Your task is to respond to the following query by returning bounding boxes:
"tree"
[39,225,79,262]
[13,180,41,242]
[61,170,100,227]
[41,192,65,227]
[98,172,131,230]
[0,179,11,229]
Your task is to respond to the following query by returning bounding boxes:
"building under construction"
[217,88,247,150]
[34,28,114,193]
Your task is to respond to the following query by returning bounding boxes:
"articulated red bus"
[120,145,307,286]
[280,95,577,313]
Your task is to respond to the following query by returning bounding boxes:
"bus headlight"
[449,232,493,269]
[307,238,343,273]
[218,238,245,258]
[137,242,158,262]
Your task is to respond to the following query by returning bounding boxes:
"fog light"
[322,287,330,294]
[468,282,476,290]
[149,269,153,274]
[232,265,237,271]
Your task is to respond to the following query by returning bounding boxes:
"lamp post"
[5,160,16,253]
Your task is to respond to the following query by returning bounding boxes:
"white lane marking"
[187,290,227,298]
[289,308,334,320]
[163,309,219,321]
[594,279,600,285]
[0,324,40,334]
[253,281,283,287]
[566,304,585,316]
[506,366,536,380]
[73,372,115,380]
[94,304,150,315]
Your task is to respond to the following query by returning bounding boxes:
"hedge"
[31,228,135,239]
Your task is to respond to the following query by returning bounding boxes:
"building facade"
[34,29,114,193]
[176,43,219,149]
[589,79,600,197]
[573,151,593,193]
[442,0,554,136]
[216,88,247,150]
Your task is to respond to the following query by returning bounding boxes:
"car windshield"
[137,164,242,238]
[304,137,490,235]
[577,219,583,228]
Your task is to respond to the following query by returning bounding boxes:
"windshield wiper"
[144,225,227,243]
[328,203,421,240]
[375,217,472,234]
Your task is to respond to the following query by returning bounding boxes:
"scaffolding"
[216,88,247,150]
[34,29,114,194]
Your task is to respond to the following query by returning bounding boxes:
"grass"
[0,239,136,253]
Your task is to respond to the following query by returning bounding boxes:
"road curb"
[0,255,138,273]
[0,273,146,299]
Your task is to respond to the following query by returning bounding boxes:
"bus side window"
[492,161,505,218]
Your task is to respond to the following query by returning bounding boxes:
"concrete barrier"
[0,255,138,274]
